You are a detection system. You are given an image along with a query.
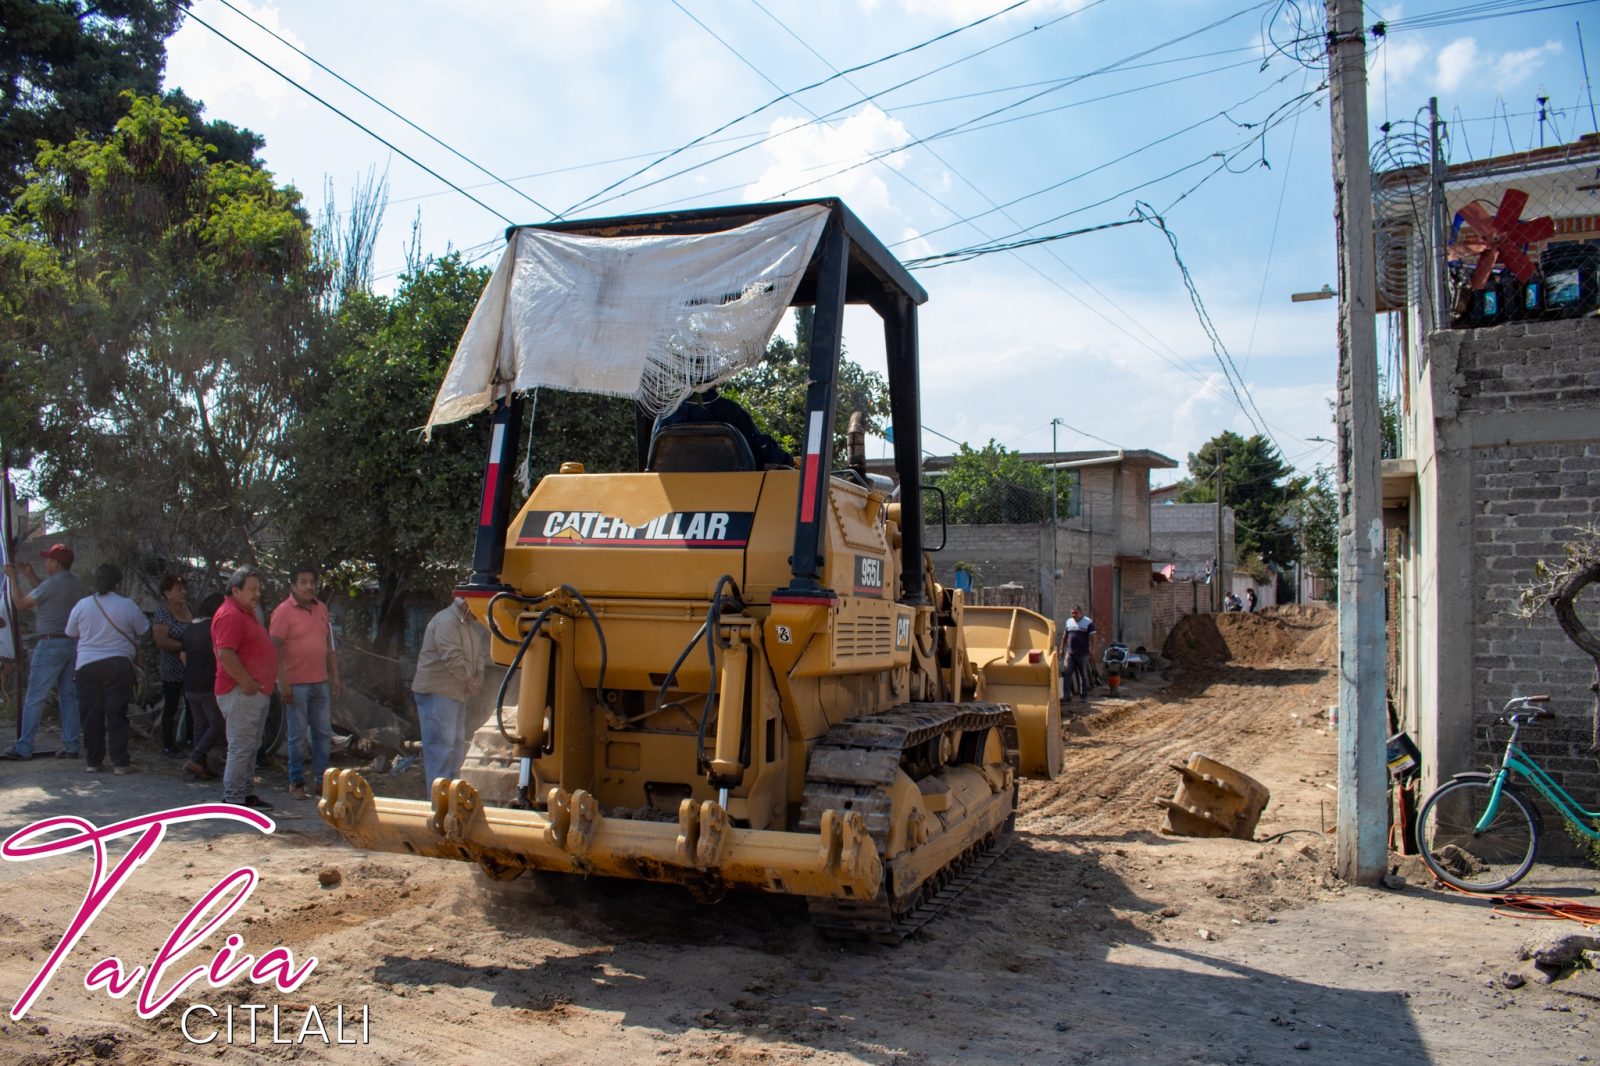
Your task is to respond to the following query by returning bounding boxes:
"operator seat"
[646,422,757,473]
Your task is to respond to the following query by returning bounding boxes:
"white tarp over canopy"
[426,203,831,432]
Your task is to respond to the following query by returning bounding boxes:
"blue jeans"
[15,638,80,757]
[414,691,469,798]
[284,681,332,788]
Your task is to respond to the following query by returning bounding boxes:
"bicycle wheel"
[1415,779,1539,892]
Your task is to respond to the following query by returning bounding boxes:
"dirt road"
[1,606,1595,1064]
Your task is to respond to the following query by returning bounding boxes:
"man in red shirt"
[213,566,277,811]
[269,564,341,801]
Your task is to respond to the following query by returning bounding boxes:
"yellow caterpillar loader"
[319,200,1062,939]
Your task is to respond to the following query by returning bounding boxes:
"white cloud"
[1434,38,1478,94]
[1377,36,1428,83]
[164,0,315,114]
[1429,37,1562,96]
[742,106,913,216]
[1492,42,1563,88]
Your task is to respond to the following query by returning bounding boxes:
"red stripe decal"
[478,464,500,526]
[799,454,820,519]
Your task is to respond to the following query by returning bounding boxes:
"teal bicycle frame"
[1478,717,1600,840]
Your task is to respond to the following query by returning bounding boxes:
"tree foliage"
[0,1,190,203]
[1298,464,1338,589]
[1176,432,1305,565]
[938,440,1072,524]
[280,252,637,651]
[723,307,890,463]
[0,93,323,586]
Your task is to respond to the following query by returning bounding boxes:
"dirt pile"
[1164,605,1336,667]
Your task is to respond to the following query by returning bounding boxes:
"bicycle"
[1415,695,1600,892]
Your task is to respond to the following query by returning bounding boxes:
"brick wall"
[1151,579,1209,649]
[936,524,1048,592]
[1461,318,1600,805]
[1456,320,1600,416]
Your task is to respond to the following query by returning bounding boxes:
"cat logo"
[895,614,912,650]
[518,510,754,548]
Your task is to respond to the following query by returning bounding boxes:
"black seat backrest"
[647,422,757,473]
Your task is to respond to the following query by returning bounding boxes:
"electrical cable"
[210,0,558,219]
[561,0,1051,217]
[577,0,1118,217]
[761,0,1278,204]
[183,9,516,227]
[1242,67,1312,376]
[1135,202,1280,454]
[890,65,1292,251]
[669,0,967,250]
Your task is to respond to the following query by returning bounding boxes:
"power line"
[561,0,1051,217]
[576,0,1117,217]
[183,10,515,227]
[726,0,1218,393]
[1242,67,1312,376]
[892,65,1302,251]
[209,0,558,219]
[905,217,1144,267]
[1134,202,1281,456]
[667,0,962,240]
[762,0,1277,203]
[1381,0,1598,33]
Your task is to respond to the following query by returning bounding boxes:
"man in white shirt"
[64,563,150,773]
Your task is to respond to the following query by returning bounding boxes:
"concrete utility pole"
[1213,445,1225,612]
[1326,0,1387,885]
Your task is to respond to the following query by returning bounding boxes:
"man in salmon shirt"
[269,564,342,801]
[213,566,276,811]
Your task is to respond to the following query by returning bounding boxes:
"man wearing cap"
[2,544,87,760]
[213,566,276,811]
[411,597,487,796]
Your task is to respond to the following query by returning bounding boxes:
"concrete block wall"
[1468,443,1600,802]
[1456,320,1600,416]
[1151,579,1209,649]
[935,524,1051,597]
[1449,318,1600,806]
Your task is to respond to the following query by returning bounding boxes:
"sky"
[163,0,1600,486]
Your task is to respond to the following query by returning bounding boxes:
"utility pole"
[1051,419,1061,620]
[1327,0,1387,886]
[1213,446,1225,612]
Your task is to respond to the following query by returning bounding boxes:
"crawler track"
[800,702,1018,942]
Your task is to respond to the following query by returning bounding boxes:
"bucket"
[1540,241,1600,319]
[1386,732,1421,781]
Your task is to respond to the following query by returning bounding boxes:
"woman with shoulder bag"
[64,564,151,773]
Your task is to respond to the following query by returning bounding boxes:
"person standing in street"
[181,592,226,781]
[269,565,341,801]
[1245,586,1258,613]
[1,544,86,760]
[64,563,149,773]
[1059,605,1095,703]
[151,574,193,756]
[411,597,487,796]
[213,567,276,811]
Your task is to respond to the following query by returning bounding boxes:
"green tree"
[1299,464,1338,592]
[937,440,1072,524]
[0,1,190,203]
[0,93,323,584]
[1176,432,1306,565]
[723,307,890,463]
[161,88,266,167]
[281,253,636,652]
